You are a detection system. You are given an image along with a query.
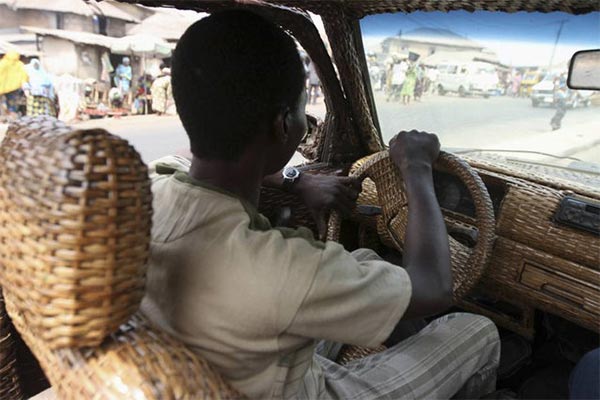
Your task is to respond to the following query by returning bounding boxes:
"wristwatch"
[282,166,301,189]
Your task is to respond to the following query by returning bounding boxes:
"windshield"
[360,11,600,172]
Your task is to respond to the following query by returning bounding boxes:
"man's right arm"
[388,131,453,321]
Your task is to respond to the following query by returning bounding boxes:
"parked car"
[531,75,593,108]
[519,70,544,97]
[436,61,499,98]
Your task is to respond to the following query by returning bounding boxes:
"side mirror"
[568,49,600,90]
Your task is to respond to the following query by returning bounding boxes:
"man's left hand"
[292,173,362,240]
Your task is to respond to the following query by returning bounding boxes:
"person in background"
[427,66,439,94]
[23,59,57,117]
[387,58,407,102]
[151,67,173,116]
[550,79,568,131]
[306,59,321,104]
[511,72,522,97]
[0,51,28,118]
[108,86,124,109]
[133,73,153,114]
[114,57,133,106]
[413,64,425,102]
[400,64,417,105]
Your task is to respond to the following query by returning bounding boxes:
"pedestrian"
[23,59,57,117]
[387,59,407,101]
[151,67,173,116]
[0,51,28,118]
[400,64,417,105]
[133,73,153,114]
[427,66,439,94]
[511,72,522,97]
[414,64,425,101]
[114,57,133,106]
[306,59,320,104]
[551,82,568,131]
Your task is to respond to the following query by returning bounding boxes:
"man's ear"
[271,108,289,144]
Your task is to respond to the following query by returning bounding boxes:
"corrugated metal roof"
[127,8,204,41]
[23,26,117,48]
[0,39,40,56]
[0,0,139,22]
[423,50,500,66]
[385,28,484,50]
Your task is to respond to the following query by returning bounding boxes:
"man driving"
[141,10,500,400]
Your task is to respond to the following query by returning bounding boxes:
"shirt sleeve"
[284,242,412,348]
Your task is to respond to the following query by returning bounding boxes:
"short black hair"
[172,10,306,160]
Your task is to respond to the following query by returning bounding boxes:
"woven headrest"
[0,116,152,349]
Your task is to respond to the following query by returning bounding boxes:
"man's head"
[123,57,130,66]
[172,10,307,168]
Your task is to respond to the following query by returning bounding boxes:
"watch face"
[283,166,300,180]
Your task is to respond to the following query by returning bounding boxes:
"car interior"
[0,1,598,399]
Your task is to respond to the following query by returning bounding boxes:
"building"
[0,0,139,37]
[381,27,489,61]
[22,26,115,80]
[126,8,204,45]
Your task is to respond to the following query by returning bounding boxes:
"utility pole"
[548,19,568,71]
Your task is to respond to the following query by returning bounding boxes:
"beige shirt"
[141,159,412,399]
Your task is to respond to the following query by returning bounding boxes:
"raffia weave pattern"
[329,151,496,299]
[5,301,241,400]
[0,123,152,349]
[0,292,22,400]
[120,0,599,17]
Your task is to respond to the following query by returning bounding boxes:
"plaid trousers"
[304,249,501,400]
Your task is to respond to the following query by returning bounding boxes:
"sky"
[360,11,600,67]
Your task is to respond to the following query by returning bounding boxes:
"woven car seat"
[0,116,239,399]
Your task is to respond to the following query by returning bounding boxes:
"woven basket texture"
[466,156,600,201]
[119,1,599,17]
[456,294,536,339]
[331,151,600,334]
[336,344,387,365]
[329,150,496,299]
[6,300,241,400]
[496,184,599,269]
[478,237,599,333]
[0,119,152,349]
[0,292,22,400]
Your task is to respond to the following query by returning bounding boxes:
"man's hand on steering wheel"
[388,130,453,320]
[293,173,362,240]
[389,130,441,173]
[327,130,496,309]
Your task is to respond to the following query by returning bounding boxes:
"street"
[73,94,599,165]
[373,92,600,153]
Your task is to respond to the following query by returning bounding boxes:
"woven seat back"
[0,116,152,349]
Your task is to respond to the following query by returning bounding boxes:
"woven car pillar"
[0,126,151,349]
[322,11,384,159]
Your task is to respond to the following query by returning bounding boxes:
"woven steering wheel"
[328,150,496,299]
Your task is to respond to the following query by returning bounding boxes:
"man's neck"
[189,154,265,207]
